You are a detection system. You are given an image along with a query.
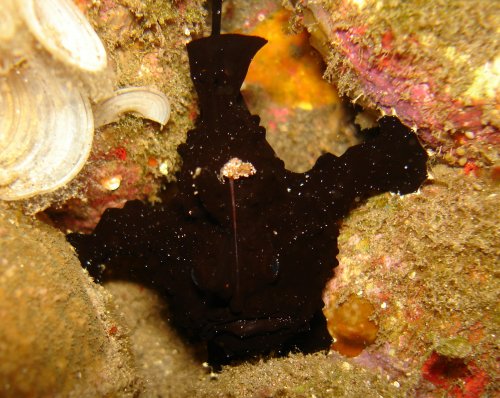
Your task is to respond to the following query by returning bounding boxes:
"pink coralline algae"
[297,1,499,165]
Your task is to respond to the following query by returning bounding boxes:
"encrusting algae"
[294,0,499,166]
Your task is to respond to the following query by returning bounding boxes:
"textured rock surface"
[0,203,139,397]
[324,164,499,396]
[104,281,206,397]
[293,0,499,166]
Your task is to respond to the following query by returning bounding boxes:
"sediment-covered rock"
[0,203,140,397]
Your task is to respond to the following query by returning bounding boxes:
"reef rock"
[0,203,139,397]
[294,0,499,166]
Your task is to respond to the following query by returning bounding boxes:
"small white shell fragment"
[20,0,107,72]
[0,62,94,200]
[94,87,171,128]
[159,162,169,176]
[465,131,475,139]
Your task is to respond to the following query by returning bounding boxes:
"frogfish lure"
[68,0,428,364]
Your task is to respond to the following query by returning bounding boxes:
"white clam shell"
[0,0,171,202]
[94,87,171,128]
[0,0,17,42]
[0,63,94,200]
[20,0,107,72]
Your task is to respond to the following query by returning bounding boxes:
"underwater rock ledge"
[293,0,499,166]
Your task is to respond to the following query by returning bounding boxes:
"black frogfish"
[68,0,428,365]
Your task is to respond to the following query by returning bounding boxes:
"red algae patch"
[422,352,490,398]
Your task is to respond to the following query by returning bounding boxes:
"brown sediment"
[103,281,207,397]
[0,202,140,397]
